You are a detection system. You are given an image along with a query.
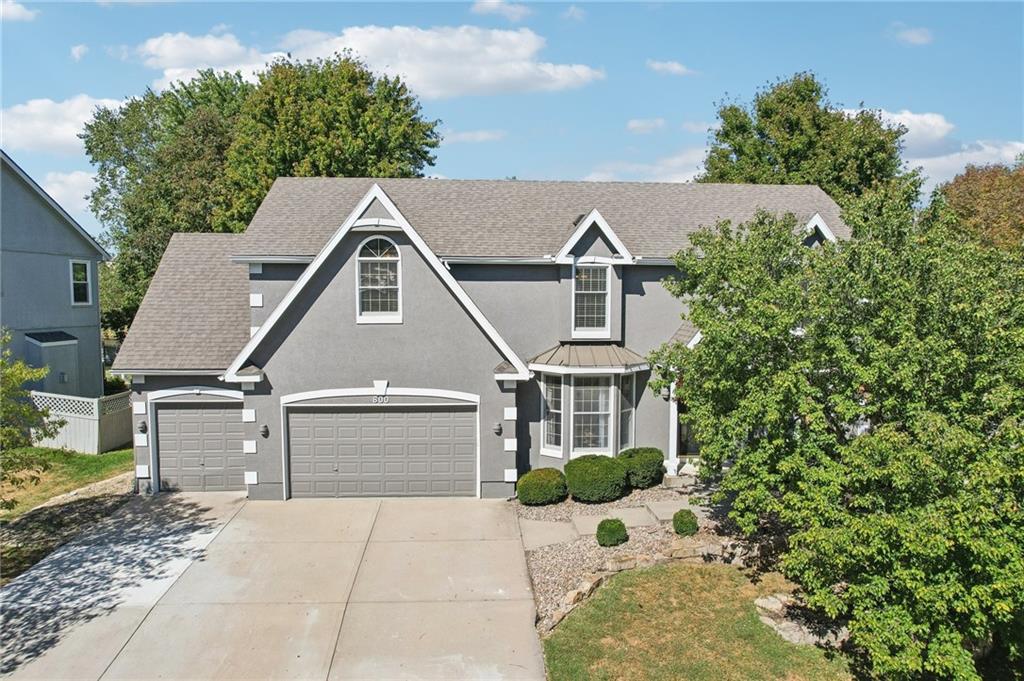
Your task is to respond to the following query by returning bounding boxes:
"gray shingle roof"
[112,233,249,372]
[671,319,700,346]
[238,178,848,258]
[527,343,649,369]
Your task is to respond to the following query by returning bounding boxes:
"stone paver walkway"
[519,494,712,549]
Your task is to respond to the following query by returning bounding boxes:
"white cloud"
[562,5,585,21]
[70,44,89,61]
[681,120,716,134]
[646,59,697,76]
[280,25,604,99]
[585,147,706,183]
[889,22,933,46]
[135,31,285,88]
[1,95,123,154]
[443,129,508,144]
[1,0,37,21]
[878,109,956,157]
[471,0,531,22]
[626,118,665,134]
[911,141,1024,195]
[42,171,95,214]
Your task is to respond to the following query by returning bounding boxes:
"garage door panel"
[289,407,476,498]
[157,404,245,492]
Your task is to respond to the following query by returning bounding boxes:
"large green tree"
[699,73,908,206]
[650,191,1024,678]
[213,54,440,232]
[83,55,440,329]
[83,71,255,330]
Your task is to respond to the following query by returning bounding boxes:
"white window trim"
[569,375,614,457]
[540,373,563,458]
[69,259,92,306]
[355,235,402,324]
[571,262,611,339]
[618,372,636,451]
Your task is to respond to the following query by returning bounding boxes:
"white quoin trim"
[805,213,837,243]
[555,208,634,264]
[278,386,482,501]
[144,387,245,493]
[223,183,529,381]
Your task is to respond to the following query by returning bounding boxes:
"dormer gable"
[554,209,633,264]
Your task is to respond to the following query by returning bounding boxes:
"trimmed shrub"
[596,518,628,547]
[565,455,629,502]
[673,509,699,536]
[516,468,567,505]
[617,447,666,489]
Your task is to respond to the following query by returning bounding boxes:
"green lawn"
[0,447,134,521]
[544,562,850,681]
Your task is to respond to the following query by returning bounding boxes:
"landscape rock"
[604,555,637,572]
[562,589,584,606]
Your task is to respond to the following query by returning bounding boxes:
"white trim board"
[224,184,530,381]
[555,209,634,264]
[805,213,837,243]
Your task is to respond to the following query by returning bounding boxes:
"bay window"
[619,373,635,450]
[572,376,612,451]
[541,374,562,454]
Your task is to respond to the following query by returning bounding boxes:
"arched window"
[356,236,401,323]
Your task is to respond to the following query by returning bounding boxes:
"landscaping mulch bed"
[513,485,684,522]
[524,522,678,630]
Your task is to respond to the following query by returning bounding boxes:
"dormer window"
[572,264,610,337]
[356,236,401,324]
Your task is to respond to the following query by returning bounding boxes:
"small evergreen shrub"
[596,518,628,547]
[673,509,699,536]
[616,447,666,489]
[516,468,567,505]
[564,455,629,502]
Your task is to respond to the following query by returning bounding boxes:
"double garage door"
[288,406,477,497]
[156,403,245,492]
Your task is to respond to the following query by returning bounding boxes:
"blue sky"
[2,1,1022,238]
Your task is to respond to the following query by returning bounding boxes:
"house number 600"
[372,395,390,404]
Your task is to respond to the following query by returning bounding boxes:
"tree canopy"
[929,156,1024,250]
[82,55,440,331]
[699,73,908,206]
[650,195,1024,678]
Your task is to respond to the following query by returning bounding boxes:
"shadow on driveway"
[0,493,235,674]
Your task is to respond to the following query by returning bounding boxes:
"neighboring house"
[112,179,847,499]
[1,151,109,398]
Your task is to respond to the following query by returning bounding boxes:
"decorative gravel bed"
[513,486,684,522]
[526,523,676,629]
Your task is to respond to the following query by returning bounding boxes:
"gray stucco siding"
[248,263,305,328]
[245,232,518,498]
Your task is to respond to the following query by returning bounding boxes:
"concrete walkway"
[1,494,544,680]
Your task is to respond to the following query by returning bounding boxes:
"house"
[1,151,109,398]
[111,179,846,499]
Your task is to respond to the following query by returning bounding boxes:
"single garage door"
[156,403,245,491]
[288,406,477,497]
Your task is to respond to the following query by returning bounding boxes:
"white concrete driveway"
[1,493,544,680]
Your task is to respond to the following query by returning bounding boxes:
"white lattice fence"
[31,390,133,454]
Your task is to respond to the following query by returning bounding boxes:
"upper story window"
[573,264,610,337]
[69,260,91,306]
[356,236,401,323]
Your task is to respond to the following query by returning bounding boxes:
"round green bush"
[596,518,628,547]
[516,468,567,505]
[673,508,699,536]
[564,455,629,503]
[616,447,666,489]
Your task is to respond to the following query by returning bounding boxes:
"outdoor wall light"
[138,420,147,434]
[259,424,270,438]
[492,422,503,436]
